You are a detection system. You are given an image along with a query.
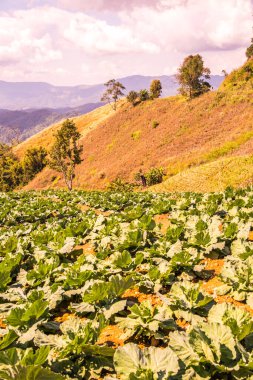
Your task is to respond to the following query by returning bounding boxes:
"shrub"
[127,91,139,106]
[152,120,159,129]
[131,131,141,141]
[107,178,134,192]
[139,89,149,101]
[146,167,165,186]
[134,167,165,187]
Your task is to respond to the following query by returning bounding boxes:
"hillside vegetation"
[15,60,253,192]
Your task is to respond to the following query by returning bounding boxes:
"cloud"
[0,10,62,67]
[63,14,159,54]
[57,0,162,12]
[0,0,251,85]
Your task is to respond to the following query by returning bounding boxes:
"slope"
[17,60,253,192]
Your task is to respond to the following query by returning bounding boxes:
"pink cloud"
[57,0,162,11]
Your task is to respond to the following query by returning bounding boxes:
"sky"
[0,0,252,85]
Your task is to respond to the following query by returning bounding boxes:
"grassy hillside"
[16,60,253,192]
[152,156,253,193]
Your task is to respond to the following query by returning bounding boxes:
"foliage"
[176,54,211,99]
[49,119,83,191]
[139,89,150,101]
[0,188,252,379]
[0,144,47,191]
[149,79,162,99]
[107,178,135,192]
[101,79,125,110]
[22,147,47,183]
[135,167,165,186]
[151,120,159,129]
[126,91,139,106]
[246,38,253,59]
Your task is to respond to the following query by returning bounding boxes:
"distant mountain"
[0,103,103,144]
[0,75,223,110]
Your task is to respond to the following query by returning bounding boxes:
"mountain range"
[0,75,223,110]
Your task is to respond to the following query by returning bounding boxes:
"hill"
[0,103,103,144]
[15,60,253,192]
[0,75,222,110]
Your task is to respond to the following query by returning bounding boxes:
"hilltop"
[0,75,222,110]
[15,60,253,192]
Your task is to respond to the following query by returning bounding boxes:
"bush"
[152,120,159,129]
[146,167,165,186]
[127,91,139,106]
[134,167,165,187]
[107,178,135,192]
[139,89,150,101]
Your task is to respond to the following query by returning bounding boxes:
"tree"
[127,90,139,106]
[246,38,253,60]
[176,54,211,99]
[139,89,149,101]
[150,79,162,99]
[221,69,228,77]
[0,144,22,191]
[101,79,125,110]
[49,119,83,191]
[23,147,47,182]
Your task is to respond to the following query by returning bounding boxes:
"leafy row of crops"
[0,188,253,379]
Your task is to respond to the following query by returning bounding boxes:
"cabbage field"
[0,188,253,380]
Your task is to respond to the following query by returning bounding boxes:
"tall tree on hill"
[150,79,162,99]
[246,38,253,60]
[101,79,125,110]
[176,54,211,99]
[49,119,83,191]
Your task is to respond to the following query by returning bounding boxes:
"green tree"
[176,54,211,99]
[246,38,253,59]
[0,144,22,191]
[23,147,47,182]
[127,90,139,106]
[139,89,150,101]
[49,119,83,191]
[101,79,125,110]
[150,79,162,99]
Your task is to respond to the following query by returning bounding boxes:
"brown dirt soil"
[215,295,253,316]
[15,82,253,191]
[74,242,96,255]
[0,319,7,329]
[201,277,224,294]
[122,287,162,306]
[97,325,126,347]
[202,259,224,275]
[154,214,170,234]
[54,313,76,323]
[176,319,190,330]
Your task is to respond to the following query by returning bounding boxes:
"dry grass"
[152,155,253,193]
[14,65,253,192]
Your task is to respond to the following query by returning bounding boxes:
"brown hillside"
[21,87,253,190]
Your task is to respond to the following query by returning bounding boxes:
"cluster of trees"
[101,37,253,109]
[0,145,47,191]
[127,79,163,106]
[0,119,83,192]
[101,54,212,108]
